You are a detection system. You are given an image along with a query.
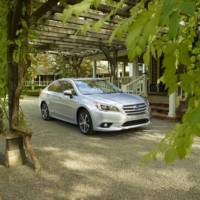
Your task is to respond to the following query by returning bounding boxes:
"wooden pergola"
[5,0,137,170]
[31,0,136,61]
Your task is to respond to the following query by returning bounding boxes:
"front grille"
[122,119,149,127]
[123,103,147,115]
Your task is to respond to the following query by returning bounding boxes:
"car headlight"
[96,103,120,112]
[142,97,149,106]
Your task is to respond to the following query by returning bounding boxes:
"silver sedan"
[39,78,151,134]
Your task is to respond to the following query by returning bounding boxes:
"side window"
[48,81,62,93]
[61,81,77,96]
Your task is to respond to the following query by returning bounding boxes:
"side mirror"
[63,89,73,98]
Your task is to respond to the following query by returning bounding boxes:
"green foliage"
[22,89,41,97]
[0,0,9,98]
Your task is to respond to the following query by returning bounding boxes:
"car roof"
[58,78,106,81]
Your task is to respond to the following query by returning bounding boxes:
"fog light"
[100,123,112,128]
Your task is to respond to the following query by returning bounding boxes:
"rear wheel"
[78,109,93,135]
[41,102,50,120]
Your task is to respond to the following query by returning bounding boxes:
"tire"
[78,109,93,135]
[41,102,50,120]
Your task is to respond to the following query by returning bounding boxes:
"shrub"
[22,89,41,97]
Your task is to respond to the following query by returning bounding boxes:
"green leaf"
[143,48,150,66]
[62,8,72,23]
[179,0,196,16]
[150,45,156,59]
[160,0,175,25]
[168,11,179,39]
[176,146,187,159]
[165,147,177,163]
[92,0,101,8]
[126,11,150,61]
[162,44,178,93]
[178,42,191,66]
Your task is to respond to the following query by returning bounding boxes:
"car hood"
[85,93,145,106]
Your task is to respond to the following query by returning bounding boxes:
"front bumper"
[91,110,151,132]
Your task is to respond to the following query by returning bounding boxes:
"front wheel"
[78,109,93,135]
[41,102,50,120]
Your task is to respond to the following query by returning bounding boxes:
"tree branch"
[30,0,59,25]
[10,0,23,39]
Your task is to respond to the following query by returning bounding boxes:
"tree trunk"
[6,0,41,172]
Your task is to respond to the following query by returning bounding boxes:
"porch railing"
[104,76,133,88]
[121,75,148,97]
[24,80,53,87]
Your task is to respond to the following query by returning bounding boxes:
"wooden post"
[168,92,176,118]
[92,60,97,78]
[38,75,41,86]
[31,77,35,91]
[122,62,126,78]
[143,75,148,97]
[0,106,3,134]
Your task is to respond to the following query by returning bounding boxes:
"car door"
[47,81,63,117]
[56,80,79,123]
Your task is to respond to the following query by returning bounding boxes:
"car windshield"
[74,79,122,95]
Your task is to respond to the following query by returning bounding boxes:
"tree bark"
[68,55,83,77]
[6,0,41,172]
[100,46,118,83]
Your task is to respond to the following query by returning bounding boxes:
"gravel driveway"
[0,97,200,200]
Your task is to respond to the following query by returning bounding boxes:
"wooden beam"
[44,13,117,30]
[33,34,111,47]
[30,0,59,25]
[33,30,125,47]
[36,25,111,40]
[34,44,102,56]
[31,38,101,50]
[38,20,113,36]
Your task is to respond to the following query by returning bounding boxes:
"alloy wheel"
[78,110,93,134]
[41,103,50,120]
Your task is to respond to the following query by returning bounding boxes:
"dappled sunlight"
[69,184,102,200]
[43,147,62,152]
[192,138,200,149]
[61,150,107,171]
[137,132,165,141]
